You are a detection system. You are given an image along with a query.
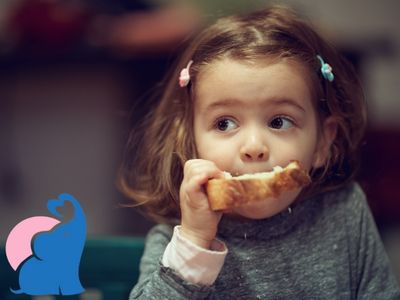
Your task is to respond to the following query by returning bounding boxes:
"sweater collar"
[217,194,319,240]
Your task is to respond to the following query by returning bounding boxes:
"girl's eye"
[215,118,237,131]
[269,116,294,130]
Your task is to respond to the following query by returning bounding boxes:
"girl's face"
[193,58,336,219]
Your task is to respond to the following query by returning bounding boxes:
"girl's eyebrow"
[203,97,306,113]
[268,98,306,113]
[203,99,244,113]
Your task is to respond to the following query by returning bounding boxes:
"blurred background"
[0,0,399,281]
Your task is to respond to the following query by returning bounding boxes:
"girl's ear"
[312,117,338,168]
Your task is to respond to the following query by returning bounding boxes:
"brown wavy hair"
[118,5,367,224]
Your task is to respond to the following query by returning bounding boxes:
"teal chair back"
[0,236,145,300]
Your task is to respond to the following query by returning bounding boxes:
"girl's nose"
[240,135,269,162]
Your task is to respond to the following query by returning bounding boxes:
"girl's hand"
[180,159,225,249]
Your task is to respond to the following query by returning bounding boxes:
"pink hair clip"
[179,60,193,87]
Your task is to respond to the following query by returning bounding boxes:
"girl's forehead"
[197,56,312,84]
[195,57,315,101]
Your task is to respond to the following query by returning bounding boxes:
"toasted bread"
[206,161,311,211]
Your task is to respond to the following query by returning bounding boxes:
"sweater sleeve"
[162,225,227,286]
[129,224,217,299]
[347,184,400,299]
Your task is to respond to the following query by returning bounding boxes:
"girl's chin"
[228,188,301,220]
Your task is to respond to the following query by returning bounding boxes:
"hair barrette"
[317,55,334,82]
[179,60,193,87]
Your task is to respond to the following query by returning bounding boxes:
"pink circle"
[5,216,60,271]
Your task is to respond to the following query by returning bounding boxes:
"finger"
[184,159,224,180]
[185,173,209,195]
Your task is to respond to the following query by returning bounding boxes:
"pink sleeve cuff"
[162,225,228,286]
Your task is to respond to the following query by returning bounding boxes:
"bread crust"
[206,161,311,211]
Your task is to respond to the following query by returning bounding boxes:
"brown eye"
[216,118,237,131]
[269,116,294,130]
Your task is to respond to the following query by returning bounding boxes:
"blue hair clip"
[317,55,334,82]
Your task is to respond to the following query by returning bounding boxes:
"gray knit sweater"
[129,183,400,299]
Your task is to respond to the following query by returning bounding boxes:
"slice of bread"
[206,161,311,211]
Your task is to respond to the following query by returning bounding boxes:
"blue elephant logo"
[6,193,86,296]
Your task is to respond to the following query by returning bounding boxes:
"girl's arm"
[162,225,227,285]
[130,159,228,299]
[129,224,224,300]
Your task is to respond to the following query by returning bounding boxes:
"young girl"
[120,6,400,299]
